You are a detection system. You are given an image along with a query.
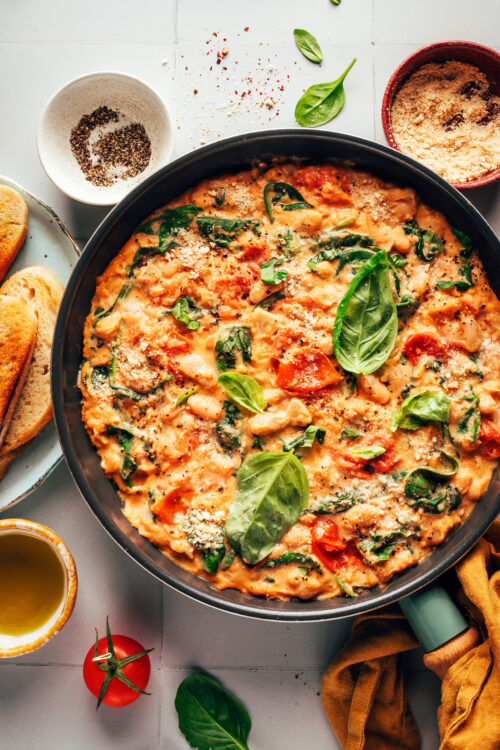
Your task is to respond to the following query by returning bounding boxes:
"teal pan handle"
[399,586,468,653]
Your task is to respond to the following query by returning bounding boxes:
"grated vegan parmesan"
[390,60,500,183]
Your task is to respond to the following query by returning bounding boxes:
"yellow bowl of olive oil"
[0,519,77,658]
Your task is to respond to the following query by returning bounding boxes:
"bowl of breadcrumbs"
[382,41,500,189]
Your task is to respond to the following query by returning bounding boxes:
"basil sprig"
[391,390,450,432]
[225,451,309,565]
[282,424,326,453]
[404,452,460,514]
[218,373,266,413]
[295,57,356,128]
[175,673,251,750]
[263,182,312,222]
[332,249,398,375]
[167,296,204,330]
[403,219,445,262]
[215,326,252,371]
[260,257,288,285]
[293,29,323,64]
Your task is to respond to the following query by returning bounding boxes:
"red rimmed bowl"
[381,41,500,190]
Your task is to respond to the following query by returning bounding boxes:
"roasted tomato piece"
[293,166,352,202]
[480,419,500,459]
[403,334,447,365]
[152,487,193,524]
[240,245,268,264]
[340,436,399,477]
[276,347,341,393]
[311,518,362,572]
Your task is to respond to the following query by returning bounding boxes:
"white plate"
[0,175,79,513]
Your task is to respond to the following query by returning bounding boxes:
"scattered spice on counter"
[70,106,152,187]
[390,60,500,183]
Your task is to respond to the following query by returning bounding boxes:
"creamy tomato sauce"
[81,162,500,601]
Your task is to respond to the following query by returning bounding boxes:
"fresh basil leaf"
[225,451,309,565]
[293,28,323,64]
[262,551,321,573]
[136,204,201,235]
[255,290,286,310]
[391,390,450,432]
[403,219,445,262]
[282,424,326,452]
[197,216,255,247]
[218,373,266,414]
[263,182,312,223]
[176,386,199,407]
[452,227,474,258]
[93,282,133,320]
[215,326,252,371]
[357,529,409,564]
[175,673,251,750]
[295,57,356,128]
[335,576,355,596]
[168,296,204,330]
[340,426,362,441]
[216,401,242,453]
[437,262,473,291]
[260,258,288,285]
[106,425,138,487]
[350,444,386,460]
[332,249,398,375]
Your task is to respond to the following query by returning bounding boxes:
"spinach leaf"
[307,230,375,272]
[437,262,473,291]
[457,387,481,442]
[357,529,409,564]
[452,227,474,257]
[403,219,445,262]
[136,204,201,235]
[260,257,288,285]
[330,0,341,4]
[106,425,138,487]
[200,546,226,575]
[282,424,326,452]
[311,489,357,514]
[225,451,309,565]
[340,426,362,441]
[335,576,355,597]
[197,216,256,247]
[391,390,450,432]
[263,182,312,223]
[295,57,356,128]
[255,290,286,310]
[216,401,242,452]
[167,296,204,330]
[218,373,266,414]
[175,673,251,750]
[280,228,302,256]
[332,249,398,375]
[350,444,386,460]
[262,551,321,573]
[93,282,133,320]
[176,386,199,407]
[293,28,323,64]
[396,293,419,310]
[404,452,460,513]
[215,326,252,371]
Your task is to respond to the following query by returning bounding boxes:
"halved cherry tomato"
[311,518,362,572]
[480,419,500,459]
[403,334,447,365]
[276,347,341,393]
[152,487,193,524]
[83,618,152,709]
[340,436,400,477]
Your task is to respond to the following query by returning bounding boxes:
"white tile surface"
[0,0,499,748]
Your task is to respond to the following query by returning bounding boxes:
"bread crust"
[0,296,37,449]
[0,185,28,284]
[0,266,63,454]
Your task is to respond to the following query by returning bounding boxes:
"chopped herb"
[252,436,265,451]
[310,490,357,514]
[200,546,226,575]
[176,386,199,407]
[262,551,321,573]
[263,182,312,223]
[215,326,252,371]
[335,576,355,597]
[282,424,326,453]
[340,426,362,441]
[457,387,481,442]
[106,425,138,487]
[403,219,445,262]
[255,290,286,310]
[136,204,201,235]
[396,294,419,310]
[197,216,256,247]
[167,296,204,330]
[350,444,386,460]
[260,257,288,285]
[215,401,242,453]
[357,529,410,564]
[93,282,133,320]
[221,549,236,570]
[281,228,302,256]
[437,261,473,291]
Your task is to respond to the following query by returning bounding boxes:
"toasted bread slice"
[0,185,28,284]
[0,295,37,449]
[0,266,63,454]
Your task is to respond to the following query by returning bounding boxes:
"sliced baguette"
[0,296,37,449]
[0,185,28,284]
[0,266,63,455]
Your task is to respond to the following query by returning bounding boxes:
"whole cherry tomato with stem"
[83,617,153,709]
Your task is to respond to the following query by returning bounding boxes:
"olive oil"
[0,533,65,637]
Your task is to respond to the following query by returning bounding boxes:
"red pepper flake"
[193,89,198,94]
[244,26,249,31]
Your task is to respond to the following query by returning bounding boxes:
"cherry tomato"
[403,334,447,365]
[152,487,193,524]
[311,519,361,573]
[83,618,153,708]
[276,347,341,393]
[340,436,399,477]
[480,419,500,459]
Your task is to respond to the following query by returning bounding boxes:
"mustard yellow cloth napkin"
[321,521,500,750]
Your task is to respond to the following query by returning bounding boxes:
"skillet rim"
[51,129,500,621]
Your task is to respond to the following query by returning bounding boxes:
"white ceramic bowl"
[37,71,174,206]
